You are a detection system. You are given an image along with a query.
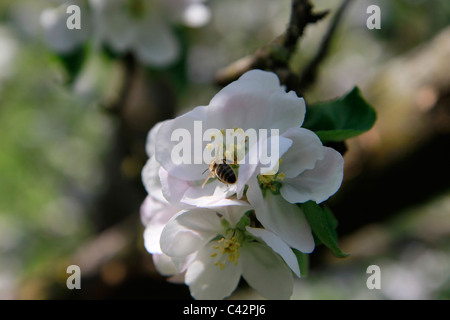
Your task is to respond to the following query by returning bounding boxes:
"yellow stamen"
[211,231,242,269]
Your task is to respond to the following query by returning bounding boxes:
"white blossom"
[141,69,346,299]
[40,0,211,66]
[160,205,297,299]
[153,69,305,207]
[40,0,89,53]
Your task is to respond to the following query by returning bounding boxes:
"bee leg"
[201,172,215,188]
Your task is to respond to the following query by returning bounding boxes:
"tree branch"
[298,0,353,91]
[215,0,328,89]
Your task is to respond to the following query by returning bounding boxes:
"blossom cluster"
[40,0,210,67]
[141,70,344,299]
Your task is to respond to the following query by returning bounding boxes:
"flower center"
[205,127,248,164]
[257,159,285,193]
[210,229,243,269]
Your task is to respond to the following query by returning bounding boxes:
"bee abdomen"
[216,165,236,184]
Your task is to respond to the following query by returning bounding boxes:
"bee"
[201,158,237,188]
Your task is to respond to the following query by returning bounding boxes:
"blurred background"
[0,0,449,299]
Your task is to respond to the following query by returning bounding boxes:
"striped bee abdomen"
[216,164,237,184]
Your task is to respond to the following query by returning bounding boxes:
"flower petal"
[235,135,259,199]
[280,127,324,178]
[181,182,236,207]
[134,15,180,66]
[245,135,293,208]
[215,204,252,227]
[281,146,344,204]
[241,242,293,299]
[152,253,179,277]
[255,192,315,253]
[140,195,158,226]
[206,70,305,133]
[91,0,135,53]
[160,208,224,258]
[182,2,211,27]
[40,2,89,53]
[246,227,301,277]
[245,174,264,209]
[256,135,293,175]
[143,201,179,254]
[155,106,209,181]
[159,166,237,208]
[185,243,241,300]
[142,156,166,203]
[145,120,167,158]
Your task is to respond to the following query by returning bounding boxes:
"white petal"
[93,1,136,53]
[185,243,241,300]
[246,227,300,277]
[172,252,197,274]
[245,135,293,208]
[141,156,166,203]
[239,69,283,88]
[281,146,344,204]
[280,127,324,178]
[160,208,223,258]
[215,204,252,227]
[145,121,167,158]
[134,15,180,67]
[182,2,211,27]
[152,253,179,277]
[180,182,233,207]
[140,195,157,226]
[144,224,165,254]
[241,242,293,300]
[255,192,315,253]
[40,3,89,53]
[245,175,264,209]
[267,90,306,131]
[235,138,259,199]
[159,166,194,205]
[206,70,305,133]
[159,166,233,208]
[143,202,179,254]
[155,106,209,181]
[256,135,292,175]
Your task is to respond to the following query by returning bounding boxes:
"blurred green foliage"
[0,36,113,297]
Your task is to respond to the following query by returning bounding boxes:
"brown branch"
[215,0,328,88]
[298,0,353,91]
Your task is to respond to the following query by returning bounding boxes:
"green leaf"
[55,44,89,84]
[300,201,348,258]
[303,87,377,142]
[293,249,309,277]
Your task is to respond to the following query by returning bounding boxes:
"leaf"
[293,249,309,277]
[303,87,377,142]
[300,201,348,258]
[55,44,89,84]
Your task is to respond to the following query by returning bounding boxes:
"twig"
[298,0,353,91]
[215,0,328,88]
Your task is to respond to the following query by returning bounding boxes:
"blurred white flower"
[160,204,297,299]
[40,0,89,53]
[90,0,179,66]
[40,0,211,66]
